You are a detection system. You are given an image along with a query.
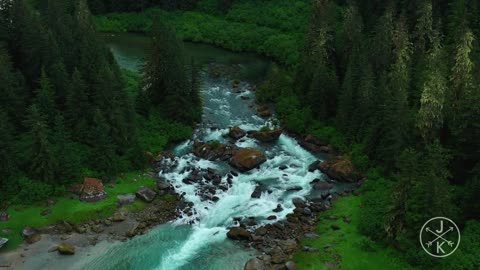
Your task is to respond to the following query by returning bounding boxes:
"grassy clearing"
[94,9,303,66]
[0,171,156,252]
[293,195,415,270]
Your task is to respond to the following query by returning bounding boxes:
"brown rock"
[257,106,272,118]
[285,261,297,270]
[227,227,252,240]
[57,243,75,255]
[313,182,333,191]
[112,212,126,222]
[21,227,41,244]
[318,156,361,182]
[228,126,246,140]
[135,186,157,202]
[244,258,265,270]
[192,141,236,161]
[249,129,282,143]
[229,148,267,172]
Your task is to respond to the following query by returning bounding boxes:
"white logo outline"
[419,217,461,258]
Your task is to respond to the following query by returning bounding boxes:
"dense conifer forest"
[0,0,201,204]
[0,0,479,269]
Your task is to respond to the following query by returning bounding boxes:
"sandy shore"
[0,213,140,270]
[0,194,179,270]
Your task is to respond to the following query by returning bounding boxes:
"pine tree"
[376,17,412,166]
[386,148,421,240]
[0,110,18,194]
[410,0,435,104]
[52,115,82,185]
[90,109,117,178]
[24,105,58,183]
[449,28,474,120]
[66,68,90,141]
[354,61,375,141]
[337,43,362,137]
[0,47,26,122]
[35,69,57,124]
[417,34,447,142]
[141,20,197,123]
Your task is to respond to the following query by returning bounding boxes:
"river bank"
[2,34,367,270]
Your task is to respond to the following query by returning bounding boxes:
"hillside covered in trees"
[0,0,201,204]
[0,0,479,269]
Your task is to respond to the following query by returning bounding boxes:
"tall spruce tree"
[141,20,201,124]
[24,105,58,183]
[416,34,447,142]
[376,17,412,166]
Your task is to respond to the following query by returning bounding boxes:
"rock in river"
[228,126,246,140]
[192,141,236,161]
[229,148,267,172]
[57,243,75,255]
[227,227,252,240]
[135,186,157,202]
[249,129,282,143]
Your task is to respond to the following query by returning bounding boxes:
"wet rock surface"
[230,148,267,172]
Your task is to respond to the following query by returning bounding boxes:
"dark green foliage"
[252,0,480,268]
[0,0,196,203]
[13,177,61,204]
[140,20,202,124]
[0,110,19,199]
[358,169,393,240]
[93,6,305,66]
[23,105,58,183]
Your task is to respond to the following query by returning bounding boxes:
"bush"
[308,123,348,151]
[350,144,370,173]
[94,8,304,66]
[357,171,394,240]
[13,177,57,204]
[358,236,377,252]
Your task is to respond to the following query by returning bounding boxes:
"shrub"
[357,171,394,241]
[13,177,56,204]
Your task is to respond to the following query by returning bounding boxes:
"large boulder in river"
[229,148,267,172]
[227,227,252,240]
[228,126,246,140]
[312,156,361,182]
[192,141,236,161]
[249,129,282,143]
[135,186,157,202]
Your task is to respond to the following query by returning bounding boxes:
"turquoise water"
[75,34,328,270]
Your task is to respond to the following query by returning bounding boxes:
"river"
[69,33,341,270]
